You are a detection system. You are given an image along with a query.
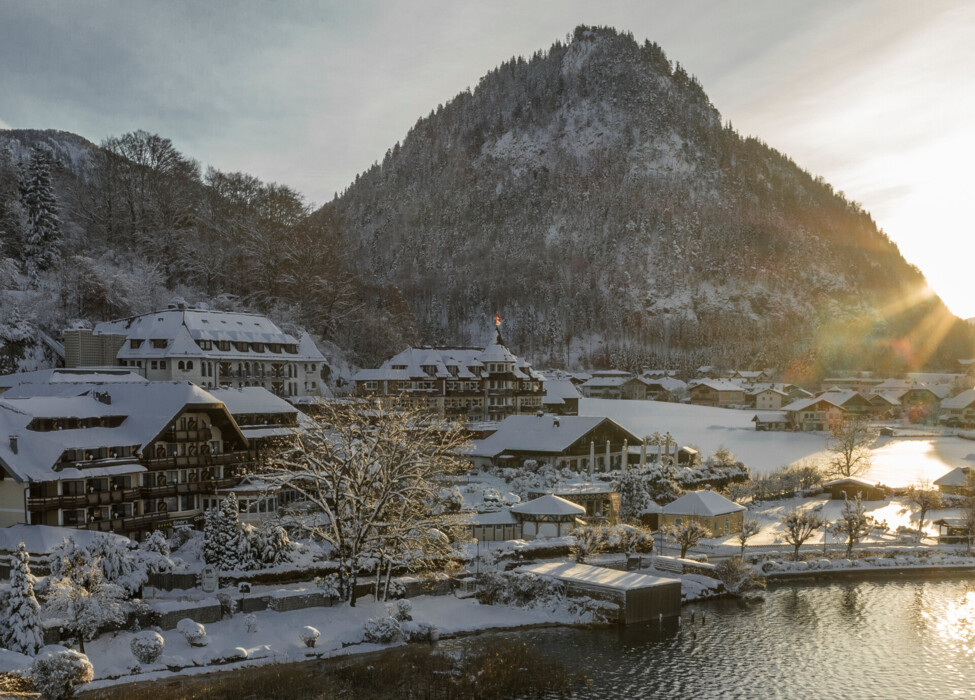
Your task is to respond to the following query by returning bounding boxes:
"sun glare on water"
[924,591,975,657]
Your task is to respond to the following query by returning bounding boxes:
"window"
[178,361,185,371]
[151,339,167,349]
[160,361,166,370]
[151,360,158,370]
[186,361,194,371]
[130,339,143,349]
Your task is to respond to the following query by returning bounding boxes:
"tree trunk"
[78,632,85,655]
[383,560,394,602]
[793,543,801,561]
[680,543,689,558]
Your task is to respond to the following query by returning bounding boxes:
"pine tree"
[20,146,62,286]
[203,506,221,566]
[215,494,242,572]
[3,542,43,655]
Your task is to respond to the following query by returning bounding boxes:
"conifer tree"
[216,494,242,571]
[20,146,61,286]
[3,542,43,655]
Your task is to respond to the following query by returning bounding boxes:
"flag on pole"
[495,312,502,327]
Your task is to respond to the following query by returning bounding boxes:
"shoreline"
[76,620,576,699]
[76,562,975,698]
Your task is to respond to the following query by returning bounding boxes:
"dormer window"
[130,339,143,349]
[217,341,231,351]
[234,342,249,352]
[252,343,264,352]
[197,339,213,351]
[151,339,167,349]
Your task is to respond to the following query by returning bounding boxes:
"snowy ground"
[582,398,975,486]
[696,494,962,552]
[82,594,577,690]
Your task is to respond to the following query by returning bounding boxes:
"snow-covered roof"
[466,509,520,526]
[934,466,972,488]
[0,381,245,483]
[539,372,582,405]
[510,494,586,516]
[907,372,962,385]
[942,390,975,410]
[752,411,788,423]
[782,390,866,413]
[209,387,298,416]
[0,368,147,392]
[516,561,679,591]
[0,524,129,555]
[581,375,645,388]
[589,370,632,377]
[468,415,640,458]
[660,490,745,516]
[643,376,687,392]
[93,307,325,362]
[823,477,882,488]
[691,379,745,393]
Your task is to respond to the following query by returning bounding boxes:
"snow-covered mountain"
[323,25,973,375]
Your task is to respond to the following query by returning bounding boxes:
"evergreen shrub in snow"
[215,591,237,617]
[2,542,44,655]
[129,631,164,664]
[30,646,93,700]
[363,615,402,644]
[244,613,259,634]
[299,626,320,648]
[314,574,342,599]
[387,599,412,622]
[402,620,439,643]
[176,619,208,647]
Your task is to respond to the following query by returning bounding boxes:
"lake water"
[440,579,975,699]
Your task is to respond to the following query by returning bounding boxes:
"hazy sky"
[2,0,973,317]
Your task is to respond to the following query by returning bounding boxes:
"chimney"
[9,435,17,454]
[553,418,560,428]
[94,391,112,405]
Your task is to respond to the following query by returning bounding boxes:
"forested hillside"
[0,25,971,380]
[325,25,973,376]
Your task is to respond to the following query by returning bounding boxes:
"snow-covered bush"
[566,596,619,623]
[215,591,237,617]
[314,574,342,599]
[176,619,209,647]
[476,572,563,608]
[299,626,320,648]
[30,646,93,700]
[363,615,402,644]
[244,613,259,634]
[84,533,147,596]
[402,620,439,642]
[386,599,412,622]
[129,631,164,664]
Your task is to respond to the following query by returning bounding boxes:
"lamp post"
[474,538,480,593]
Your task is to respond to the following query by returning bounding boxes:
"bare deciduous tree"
[826,416,878,478]
[901,480,944,543]
[661,521,709,558]
[830,494,874,559]
[262,400,470,606]
[737,519,761,557]
[781,509,824,561]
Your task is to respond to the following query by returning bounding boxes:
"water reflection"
[925,589,975,657]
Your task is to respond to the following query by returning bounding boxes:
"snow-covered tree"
[84,533,146,596]
[715,556,765,597]
[204,495,244,571]
[262,400,470,606]
[3,542,43,655]
[826,416,877,478]
[737,519,761,557]
[830,494,874,558]
[615,469,655,521]
[44,541,126,653]
[901,481,944,544]
[661,521,709,558]
[781,509,824,561]
[571,525,605,563]
[20,146,61,286]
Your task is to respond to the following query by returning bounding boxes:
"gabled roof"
[581,375,645,388]
[468,415,641,458]
[942,390,975,410]
[0,382,247,483]
[510,494,586,516]
[643,376,687,392]
[0,368,147,392]
[934,466,972,488]
[691,379,745,393]
[752,411,788,423]
[823,477,882,488]
[661,490,745,516]
[540,372,582,405]
[93,307,324,362]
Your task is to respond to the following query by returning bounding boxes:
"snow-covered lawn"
[81,594,576,689]
[582,398,974,486]
[698,494,963,551]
